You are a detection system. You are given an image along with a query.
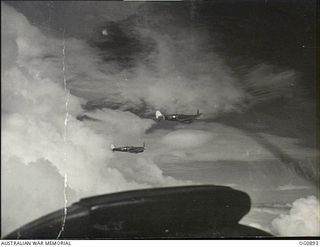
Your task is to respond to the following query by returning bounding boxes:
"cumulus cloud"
[110,157,192,187]
[161,129,214,148]
[1,158,75,234]
[272,196,320,236]
[1,3,186,236]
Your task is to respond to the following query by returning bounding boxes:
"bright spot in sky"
[102,28,108,36]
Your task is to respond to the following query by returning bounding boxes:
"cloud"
[5,2,299,119]
[156,123,273,162]
[272,196,320,236]
[1,3,187,236]
[161,129,214,148]
[1,157,75,234]
[110,157,192,187]
[63,7,298,118]
[260,133,319,159]
[154,122,319,165]
[84,108,155,141]
[243,64,297,104]
[276,184,311,191]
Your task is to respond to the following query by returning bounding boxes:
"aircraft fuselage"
[156,109,202,123]
[112,146,144,153]
[162,114,199,123]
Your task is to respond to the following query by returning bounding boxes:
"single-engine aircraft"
[111,143,145,154]
[155,109,202,123]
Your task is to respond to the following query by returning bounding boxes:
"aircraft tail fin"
[196,109,202,117]
[156,110,164,120]
[110,144,116,150]
[143,142,146,149]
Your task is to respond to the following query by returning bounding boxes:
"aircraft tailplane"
[196,109,202,117]
[156,110,164,120]
[110,144,116,150]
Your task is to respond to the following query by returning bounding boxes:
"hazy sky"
[2,1,319,236]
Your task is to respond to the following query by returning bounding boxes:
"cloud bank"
[1,3,186,236]
[272,196,320,236]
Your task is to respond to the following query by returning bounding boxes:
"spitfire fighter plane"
[111,143,145,154]
[155,109,202,123]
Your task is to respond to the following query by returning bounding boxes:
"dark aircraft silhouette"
[4,185,272,239]
[111,143,145,153]
[155,109,202,123]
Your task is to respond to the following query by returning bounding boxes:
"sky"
[1,0,319,237]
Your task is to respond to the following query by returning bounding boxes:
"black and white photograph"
[1,0,319,239]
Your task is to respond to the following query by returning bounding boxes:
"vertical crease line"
[57,28,69,239]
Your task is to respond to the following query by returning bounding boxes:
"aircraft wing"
[4,185,272,239]
[177,115,196,123]
[130,147,143,153]
[128,147,138,153]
